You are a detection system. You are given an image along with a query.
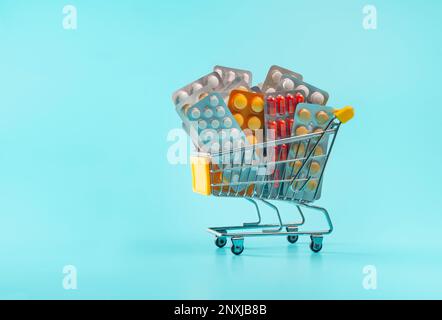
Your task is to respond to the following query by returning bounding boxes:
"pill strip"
[262,65,303,95]
[172,72,224,111]
[283,103,336,201]
[278,74,329,106]
[227,90,265,145]
[214,65,253,88]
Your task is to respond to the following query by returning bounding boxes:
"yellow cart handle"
[333,106,354,124]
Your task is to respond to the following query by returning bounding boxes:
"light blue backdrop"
[1,0,441,299]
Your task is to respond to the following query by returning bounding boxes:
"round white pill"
[209,95,219,107]
[204,108,213,118]
[282,78,295,90]
[207,75,219,89]
[243,73,250,83]
[227,71,236,83]
[190,108,201,119]
[176,90,189,103]
[296,85,310,97]
[211,119,220,129]
[198,120,207,130]
[271,70,282,83]
[265,88,276,94]
[215,106,226,117]
[311,92,325,105]
[223,117,233,128]
[191,83,203,94]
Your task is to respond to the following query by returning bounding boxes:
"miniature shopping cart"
[190,106,354,255]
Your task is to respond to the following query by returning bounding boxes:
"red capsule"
[277,119,287,139]
[286,118,294,136]
[280,144,288,161]
[266,96,276,116]
[276,95,286,115]
[286,94,295,114]
[295,92,305,107]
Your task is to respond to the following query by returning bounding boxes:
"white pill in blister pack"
[178,92,247,152]
[172,72,224,110]
[278,75,329,106]
[262,65,303,94]
[214,65,253,87]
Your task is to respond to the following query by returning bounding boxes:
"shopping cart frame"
[191,106,354,255]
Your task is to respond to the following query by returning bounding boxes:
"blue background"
[1,0,441,299]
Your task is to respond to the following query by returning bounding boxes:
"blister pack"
[227,90,265,145]
[283,103,336,201]
[214,66,252,88]
[278,74,329,106]
[259,91,305,197]
[180,93,245,152]
[172,72,224,112]
[262,65,303,95]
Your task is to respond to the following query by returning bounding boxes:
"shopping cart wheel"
[287,235,299,244]
[231,238,244,256]
[286,227,299,244]
[215,237,227,248]
[310,236,323,253]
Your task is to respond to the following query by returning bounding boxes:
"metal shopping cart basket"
[190,106,354,255]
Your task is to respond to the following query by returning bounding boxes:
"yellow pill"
[251,96,264,113]
[306,179,318,191]
[316,111,329,124]
[233,93,248,110]
[247,116,262,130]
[246,134,257,145]
[298,108,311,122]
[314,146,324,156]
[295,126,310,136]
[310,161,321,174]
[292,143,305,156]
[290,160,303,170]
[233,113,244,127]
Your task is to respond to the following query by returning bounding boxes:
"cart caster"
[215,237,227,248]
[231,238,244,256]
[287,235,299,244]
[310,236,323,253]
[286,227,299,244]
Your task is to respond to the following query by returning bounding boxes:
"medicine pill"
[248,116,261,130]
[227,90,265,145]
[234,113,244,127]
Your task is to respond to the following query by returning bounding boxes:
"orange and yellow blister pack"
[227,90,265,145]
